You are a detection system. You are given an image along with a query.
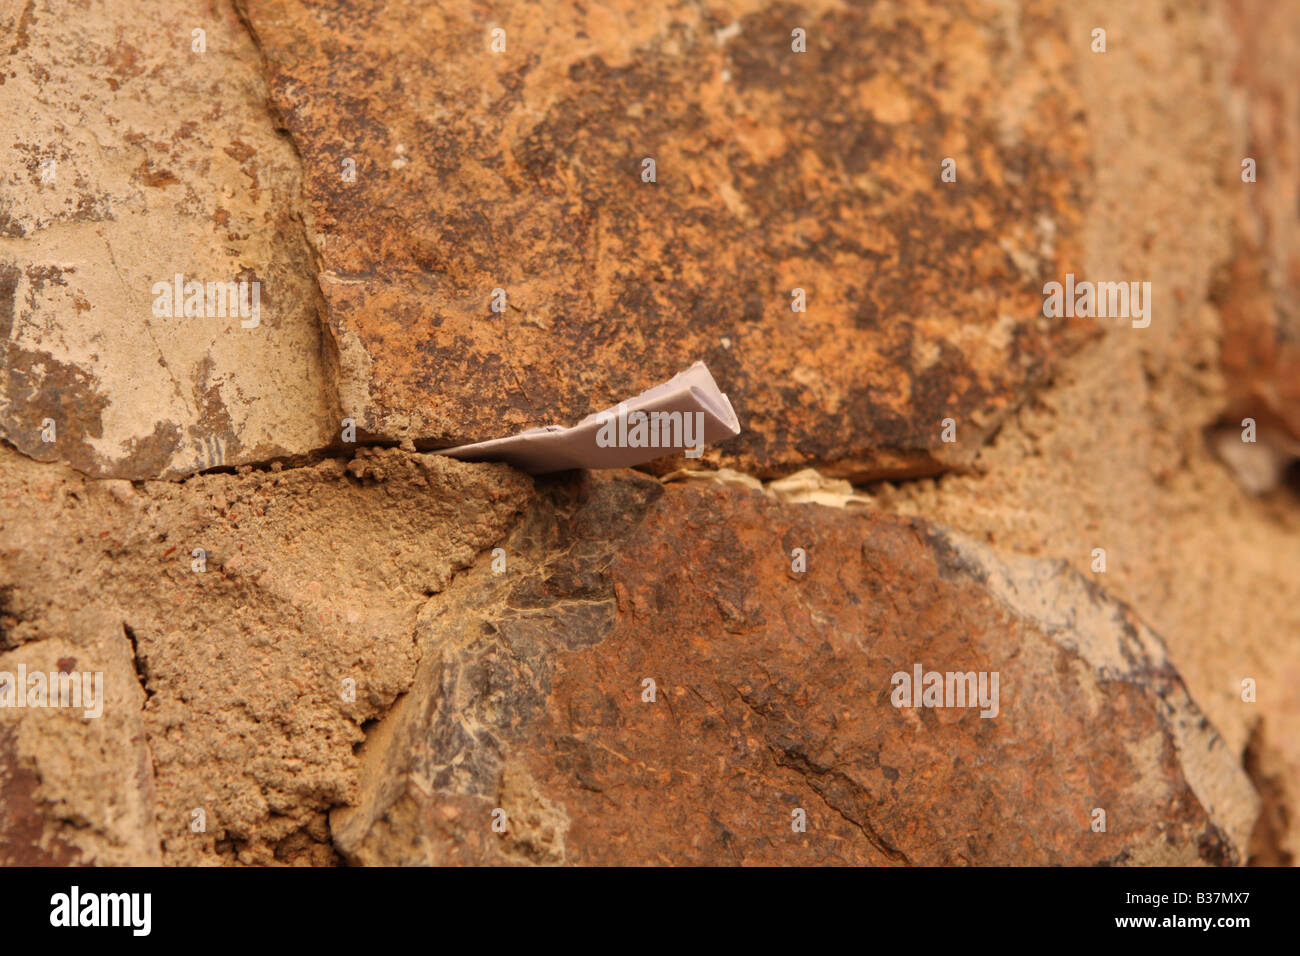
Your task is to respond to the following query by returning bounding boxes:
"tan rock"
[0,612,159,865]
[1209,0,1300,488]
[0,446,531,864]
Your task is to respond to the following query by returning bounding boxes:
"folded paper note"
[436,362,741,474]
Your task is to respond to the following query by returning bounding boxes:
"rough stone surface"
[0,446,531,864]
[884,0,1300,864]
[0,611,158,866]
[1213,0,1300,444]
[1,0,1297,869]
[0,0,337,479]
[239,0,1090,479]
[333,474,1254,866]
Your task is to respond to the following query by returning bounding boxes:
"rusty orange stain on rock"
[241,0,1091,479]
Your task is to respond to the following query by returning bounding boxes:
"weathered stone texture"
[334,474,1255,865]
[240,0,1091,479]
[0,446,531,864]
[1213,0,1300,443]
[0,0,337,478]
[1,0,1294,869]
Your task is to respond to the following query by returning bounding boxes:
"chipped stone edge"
[927,526,1260,863]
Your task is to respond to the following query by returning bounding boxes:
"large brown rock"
[239,0,1090,479]
[333,472,1255,865]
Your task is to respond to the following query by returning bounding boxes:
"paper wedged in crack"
[437,363,740,473]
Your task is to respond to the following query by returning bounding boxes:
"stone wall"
[0,0,1295,865]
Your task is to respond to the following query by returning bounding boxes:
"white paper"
[436,362,741,474]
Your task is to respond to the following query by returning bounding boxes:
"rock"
[0,0,336,479]
[765,467,874,508]
[0,0,1290,870]
[0,446,531,864]
[0,613,160,866]
[238,0,1091,479]
[1208,0,1300,487]
[333,473,1255,865]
